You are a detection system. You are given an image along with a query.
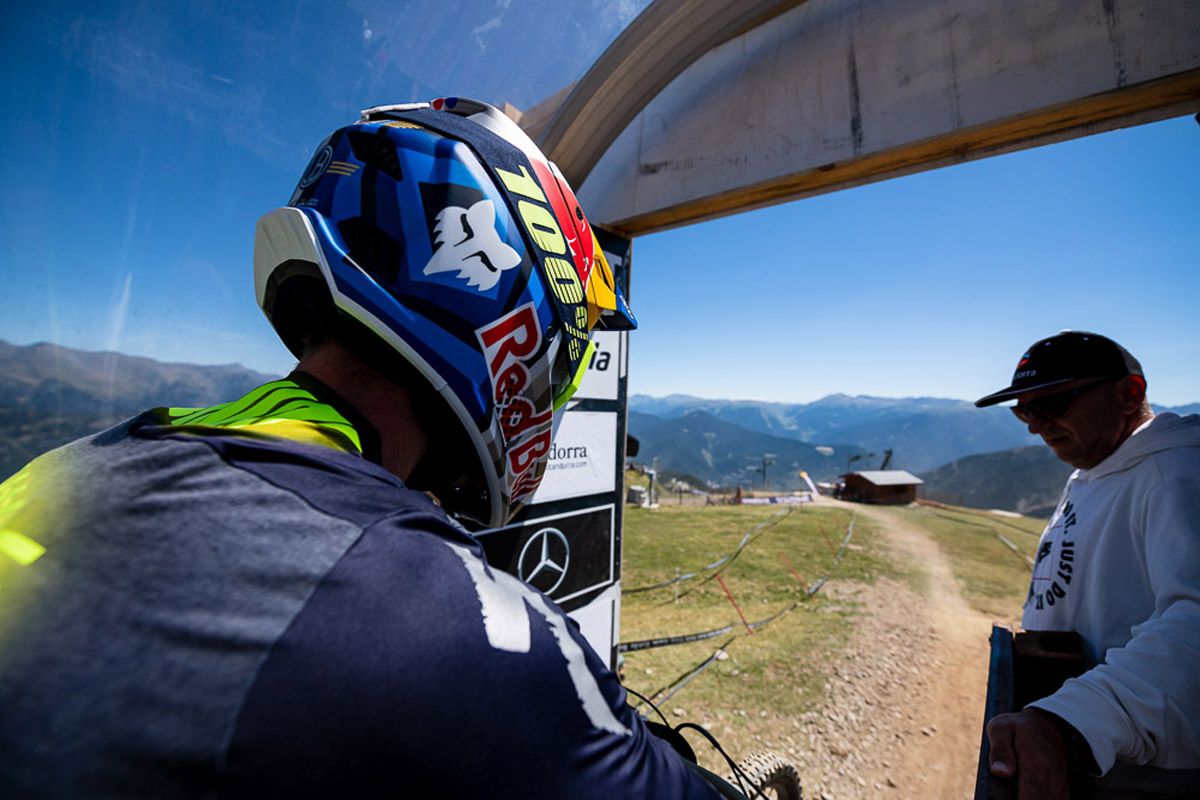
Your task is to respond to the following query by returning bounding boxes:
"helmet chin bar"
[404,382,493,528]
[553,339,596,412]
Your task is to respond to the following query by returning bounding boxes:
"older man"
[975,331,1200,798]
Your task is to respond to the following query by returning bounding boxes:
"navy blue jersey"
[0,378,717,798]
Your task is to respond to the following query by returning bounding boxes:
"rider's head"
[254,97,635,528]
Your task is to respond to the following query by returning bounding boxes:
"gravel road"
[758,501,996,799]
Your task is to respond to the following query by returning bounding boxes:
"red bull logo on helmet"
[477,302,553,502]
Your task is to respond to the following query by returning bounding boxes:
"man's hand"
[986,709,1071,799]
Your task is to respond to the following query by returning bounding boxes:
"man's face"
[1013,378,1129,469]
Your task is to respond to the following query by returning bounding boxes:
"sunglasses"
[1011,379,1113,424]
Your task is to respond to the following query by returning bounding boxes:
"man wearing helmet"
[0,99,721,798]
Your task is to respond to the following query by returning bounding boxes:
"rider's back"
[0,406,714,798]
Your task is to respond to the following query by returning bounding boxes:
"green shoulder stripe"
[167,379,362,455]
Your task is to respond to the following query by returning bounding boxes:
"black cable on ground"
[637,635,739,708]
[618,512,854,655]
[675,722,768,800]
[624,685,670,726]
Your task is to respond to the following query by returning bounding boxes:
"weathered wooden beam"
[560,0,1200,235]
[613,69,1200,234]
[534,0,810,188]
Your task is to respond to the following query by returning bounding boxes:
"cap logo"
[1012,353,1037,380]
[423,199,521,291]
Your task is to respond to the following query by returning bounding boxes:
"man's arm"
[1026,472,1200,773]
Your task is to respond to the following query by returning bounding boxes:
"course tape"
[619,581,828,655]
[653,636,738,706]
[996,533,1035,567]
[919,499,1042,537]
[640,597,813,706]
[920,502,1037,568]
[619,624,739,653]
[643,633,734,705]
[623,508,793,595]
[633,514,859,708]
[834,514,855,562]
[619,512,854,656]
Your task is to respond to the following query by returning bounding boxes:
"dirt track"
[784,501,996,799]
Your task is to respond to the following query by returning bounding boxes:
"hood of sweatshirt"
[1079,412,1200,482]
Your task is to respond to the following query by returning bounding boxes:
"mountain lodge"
[839,470,924,505]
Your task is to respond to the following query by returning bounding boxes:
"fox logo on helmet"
[423,199,521,291]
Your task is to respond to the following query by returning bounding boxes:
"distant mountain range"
[629,392,1199,514]
[917,446,1074,518]
[628,410,865,488]
[0,341,276,481]
[629,393,1040,474]
[1157,402,1200,416]
[3,340,1195,518]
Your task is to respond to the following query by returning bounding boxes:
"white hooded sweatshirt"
[1023,412,1200,783]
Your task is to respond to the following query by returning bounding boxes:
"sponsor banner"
[573,331,624,401]
[530,411,617,503]
[475,504,615,613]
[740,494,813,505]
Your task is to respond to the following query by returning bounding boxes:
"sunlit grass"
[891,504,1042,620]
[617,499,1034,772]
[620,503,894,766]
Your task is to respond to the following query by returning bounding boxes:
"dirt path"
[783,501,996,799]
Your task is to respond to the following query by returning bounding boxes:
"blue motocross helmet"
[254,97,635,528]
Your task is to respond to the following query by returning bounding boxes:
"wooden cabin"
[839,470,923,505]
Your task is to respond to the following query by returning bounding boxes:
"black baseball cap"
[975,331,1143,407]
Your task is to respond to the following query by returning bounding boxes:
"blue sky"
[2,2,1197,407]
[633,116,1200,406]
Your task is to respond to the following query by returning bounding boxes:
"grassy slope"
[889,504,1043,620]
[620,504,896,763]
[618,500,1035,772]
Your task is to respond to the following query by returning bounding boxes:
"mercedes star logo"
[517,526,571,595]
